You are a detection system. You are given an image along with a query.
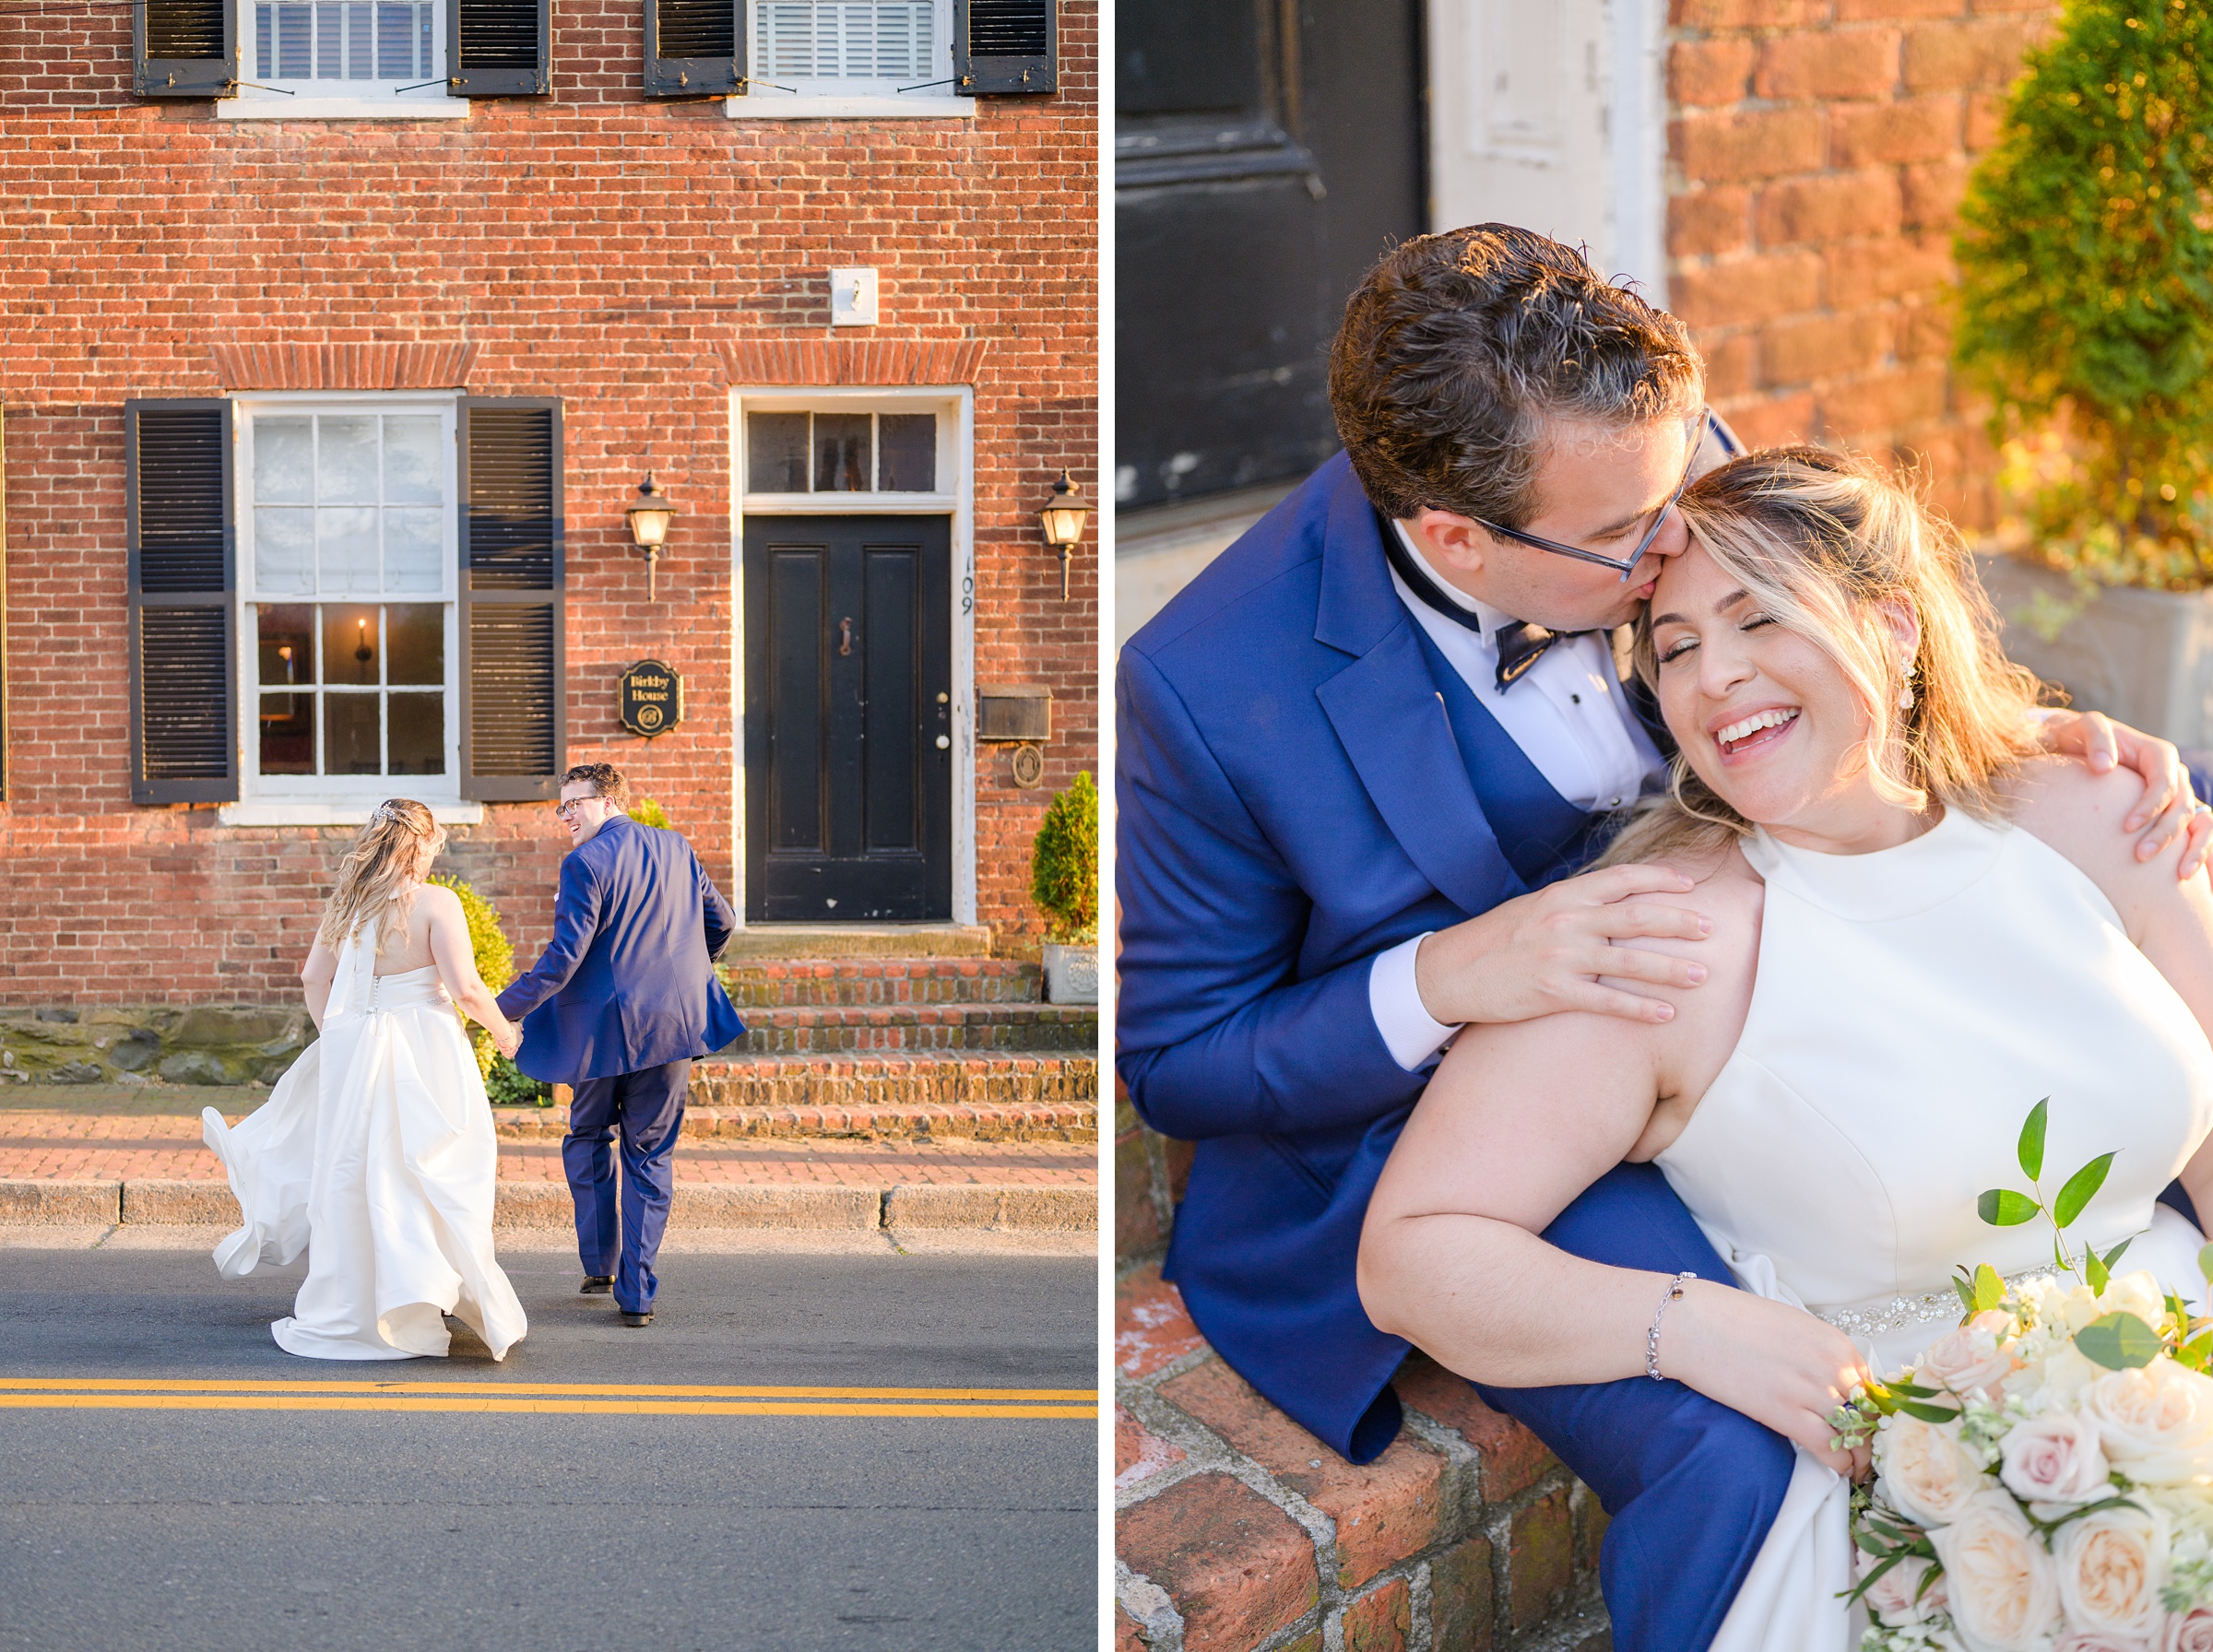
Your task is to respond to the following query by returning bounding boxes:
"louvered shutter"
[645,0,741,96]
[135,0,235,97]
[126,400,238,805]
[447,0,550,96]
[458,399,564,801]
[954,0,1053,95]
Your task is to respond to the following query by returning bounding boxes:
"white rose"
[1921,1311,2028,1400]
[2102,1272,2170,1327]
[2001,1410,2116,1505]
[2053,1632,2158,1652]
[2054,1500,2169,1640]
[1859,1549,1946,1626]
[1930,1491,2063,1651]
[1878,1411,1996,1528]
[2165,1610,2213,1652]
[2084,1363,2213,1486]
[2022,1342,2110,1413]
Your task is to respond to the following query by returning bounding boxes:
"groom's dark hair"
[562,761,629,806]
[1329,225,1704,529]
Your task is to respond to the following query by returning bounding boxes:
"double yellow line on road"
[0,1376,1095,1421]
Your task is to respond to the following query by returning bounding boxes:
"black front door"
[743,515,953,922]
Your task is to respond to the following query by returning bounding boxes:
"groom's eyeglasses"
[553,798,587,820]
[1470,419,1702,584]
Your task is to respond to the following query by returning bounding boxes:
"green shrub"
[629,796,672,829]
[485,1055,552,1108]
[426,873,515,1085]
[1952,0,2213,589]
[1029,771,1098,945]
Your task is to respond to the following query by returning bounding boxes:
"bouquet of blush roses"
[1835,1103,2213,1651]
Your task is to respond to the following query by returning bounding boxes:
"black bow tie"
[1379,518,1588,691]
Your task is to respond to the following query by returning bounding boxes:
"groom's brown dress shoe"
[580,1276,613,1294]
[620,1310,653,1328]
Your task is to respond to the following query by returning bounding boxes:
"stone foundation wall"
[0,1007,312,1087]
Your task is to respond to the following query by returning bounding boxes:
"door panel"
[744,515,952,922]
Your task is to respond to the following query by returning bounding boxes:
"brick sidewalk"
[0,1110,1095,1189]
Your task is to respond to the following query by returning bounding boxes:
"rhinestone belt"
[1817,1267,2053,1340]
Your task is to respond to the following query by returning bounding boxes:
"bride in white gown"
[204,798,529,1362]
[1359,447,2213,1649]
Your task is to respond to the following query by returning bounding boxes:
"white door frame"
[1425,0,1669,301]
[726,385,978,927]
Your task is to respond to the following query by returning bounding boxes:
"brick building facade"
[1667,0,2054,533]
[0,0,1096,1008]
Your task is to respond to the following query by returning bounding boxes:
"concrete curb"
[0,1179,1097,1234]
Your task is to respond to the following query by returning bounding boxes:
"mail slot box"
[977,685,1052,743]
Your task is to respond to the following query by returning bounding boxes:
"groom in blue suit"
[499,761,745,1326]
[1117,227,2199,1651]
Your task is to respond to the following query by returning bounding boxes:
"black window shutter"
[126,400,238,805]
[135,0,236,97]
[644,0,741,97]
[954,0,1054,95]
[447,0,550,96]
[458,398,565,801]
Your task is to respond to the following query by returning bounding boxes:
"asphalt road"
[0,1242,1097,1652]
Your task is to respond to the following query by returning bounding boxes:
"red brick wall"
[1666,0,2056,531]
[0,5,1096,1005]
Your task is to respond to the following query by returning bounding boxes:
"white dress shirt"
[1367,521,1668,1070]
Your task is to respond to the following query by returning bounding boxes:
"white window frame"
[220,0,470,120]
[728,0,970,120]
[221,391,482,827]
[728,385,976,925]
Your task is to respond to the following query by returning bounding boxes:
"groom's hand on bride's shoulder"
[2039,708,2213,878]
[1413,863,1714,1030]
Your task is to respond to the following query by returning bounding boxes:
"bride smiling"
[1357,445,2213,1647]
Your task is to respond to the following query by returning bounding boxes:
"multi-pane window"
[245,410,455,786]
[746,411,939,494]
[253,0,438,85]
[755,2,936,81]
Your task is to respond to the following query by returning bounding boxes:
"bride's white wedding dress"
[202,916,527,1361]
[1652,809,2213,1649]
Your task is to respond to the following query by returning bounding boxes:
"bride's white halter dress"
[1653,809,2213,1648]
[203,914,527,1361]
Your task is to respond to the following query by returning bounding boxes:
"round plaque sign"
[618,659,684,739]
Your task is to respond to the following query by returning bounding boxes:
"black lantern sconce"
[625,474,679,600]
[1038,469,1088,599]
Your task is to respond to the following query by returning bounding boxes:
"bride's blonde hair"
[1598,446,2048,868]
[318,798,446,952]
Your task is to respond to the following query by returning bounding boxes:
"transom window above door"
[239,403,460,797]
[745,408,944,498]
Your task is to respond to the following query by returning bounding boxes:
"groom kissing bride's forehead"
[1115,223,2213,1651]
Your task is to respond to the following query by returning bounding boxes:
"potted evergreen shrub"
[426,872,550,1106]
[1030,771,1099,1005]
[1954,0,2213,744]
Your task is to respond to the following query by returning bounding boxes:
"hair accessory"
[1646,1270,1697,1381]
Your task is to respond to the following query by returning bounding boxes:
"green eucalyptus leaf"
[2018,1099,2048,1183]
[2076,1312,2162,1370]
[1972,1263,2006,1312]
[1953,1275,1978,1314]
[2087,1248,2111,1292]
[1980,1188,2042,1227]
[1888,1381,1943,1399]
[1892,1398,1965,1424]
[2104,1237,2134,1272]
[2053,1153,2117,1229]
[2198,1242,2213,1284]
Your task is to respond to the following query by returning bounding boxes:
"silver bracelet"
[1645,1271,1697,1381]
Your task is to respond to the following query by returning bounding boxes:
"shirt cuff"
[1369,933,1459,1072]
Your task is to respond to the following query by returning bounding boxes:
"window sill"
[219,799,486,827]
[725,93,972,120]
[219,95,471,121]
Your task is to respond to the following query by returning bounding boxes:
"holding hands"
[487,1016,523,1061]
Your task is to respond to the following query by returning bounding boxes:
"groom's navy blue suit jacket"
[1118,452,1671,1462]
[498,813,746,1084]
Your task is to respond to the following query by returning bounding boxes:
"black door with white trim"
[743,515,953,922]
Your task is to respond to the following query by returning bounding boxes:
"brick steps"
[734,1003,1097,1054]
[496,1094,1097,1143]
[720,958,1043,1007]
[690,1049,1096,1119]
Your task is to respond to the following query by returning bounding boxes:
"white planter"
[1977,552,2213,755]
[1042,942,1099,1005]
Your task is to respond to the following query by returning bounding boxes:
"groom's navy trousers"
[565,1058,690,1314]
[1117,446,1789,1652]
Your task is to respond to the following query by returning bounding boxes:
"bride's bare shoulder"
[2003,754,2202,928]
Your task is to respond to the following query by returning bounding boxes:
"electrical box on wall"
[828,268,879,326]
[976,685,1051,743]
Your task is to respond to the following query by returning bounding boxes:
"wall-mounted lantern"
[625,473,679,600]
[1038,469,1087,599]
